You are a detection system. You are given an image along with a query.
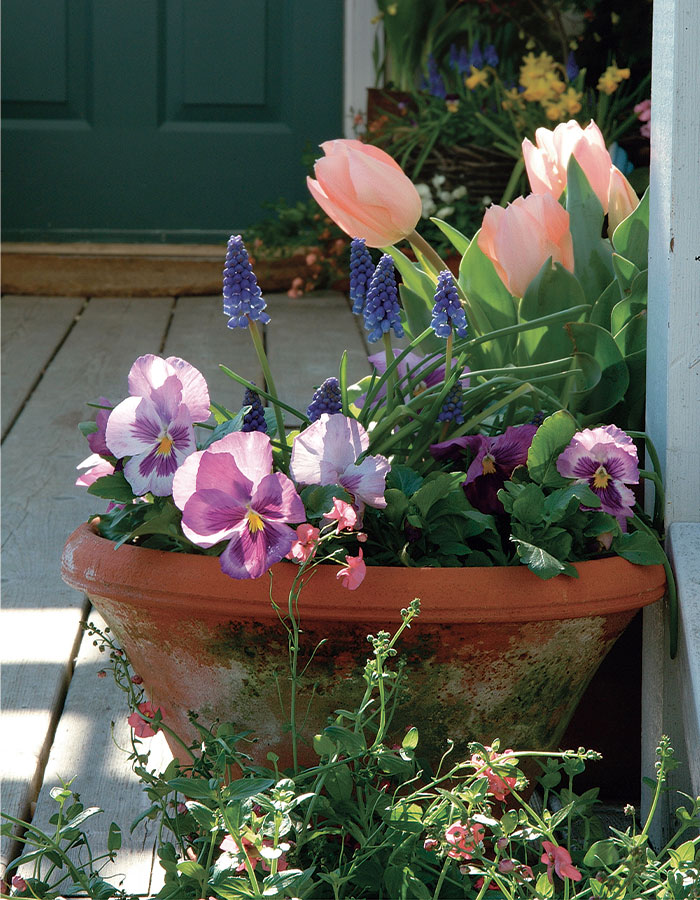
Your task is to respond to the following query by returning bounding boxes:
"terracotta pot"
[61,523,665,769]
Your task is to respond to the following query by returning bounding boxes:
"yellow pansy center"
[246,509,265,533]
[592,465,611,489]
[157,435,174,455]
[482,453,497,475]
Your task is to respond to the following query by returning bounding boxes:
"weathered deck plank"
[0,295,84,438]
[0,297,173,880]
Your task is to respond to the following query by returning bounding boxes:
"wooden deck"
[0,291,371,894]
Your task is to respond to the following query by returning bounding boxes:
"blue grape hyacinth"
[223,235,270,329]
[438,383,464,424]
[430,270,468,339]
[241,386,268,433]
[349,238,374,315]
[363,255,404,343]
[307,377,343,422]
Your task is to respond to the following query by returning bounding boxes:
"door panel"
[2,0,344,241]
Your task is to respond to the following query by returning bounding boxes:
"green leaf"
[566,321,630,418]
[300,484,347,519]
[185,801,218,832]
[224,777,275,802]
[544,484,600,522]
[87,471,136,502]
[584,839,620,867]
[78,419,99,437]
[512,539,578,579]
[383,489,409,526]
[325,764,354,801]
[535,871,554,897]
[313,733,336,757]
[402,726,419,750]
[202,411,247,448]
[430,217,470,254]
[386,464,424,496]
[384,245,435,301]
[166,777,216,800]
[566,155,614,304]
[107,821,122,852]
[459,231,517,333]
[611,270,647,336]
[612,531,666,565]
[511,484,546,525]
[262,869,311,897]
[412,473,458,517]
[669,840,697,868]
[590,278,623,331]
[516,259,587,365]
[500,810,518,835]
[322,725,366,756]
[611,253,640,295]
[389,801,424,833]
[526,410,577,487]
[177,860,207,878]
[612,187,649,271]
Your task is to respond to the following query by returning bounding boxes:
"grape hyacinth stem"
[246,317,290,469]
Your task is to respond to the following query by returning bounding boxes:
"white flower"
[452,185,468,199]
[436,205,455,218]
[431,174,446,188]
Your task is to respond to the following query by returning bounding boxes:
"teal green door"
[1,1,343,241]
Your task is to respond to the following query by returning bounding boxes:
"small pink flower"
[305,252,318,266]
[97,669,107,678]
[336,548,366,590]
[498,858,516,873]
[287,277,305,299]
[634,99,651,122]
[127,701,162,738]
[131,674,144,684]
[424,837,439,851]
[286,523,320,563]
[219,834,287,873]
[541,841,582,883]
[326,498,358,532]
[471,746,518,801]
[357,531,368,542]
[11,875,28,892]
[444,821,485,860]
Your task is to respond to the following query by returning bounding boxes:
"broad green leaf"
[262,869,311,896]
[511,484,546,524]
[313,733,336,757]
[459,230,517,333]
[615,313,647,357]
[402,726,419,750]
[512,539,578,579]
[566,155,614,303]
[430,217,470,254]
[384,245,435,301]
[386,465,424,496]
[322,725,366,755]
[325,763,354,801]
[177,860,207,878]
[535,872,554,897]
[225,777,275,802]
[516,259,588,365]
[544,484,600,522]
[669,840,697,868]
[185,801,218,832]
[589,279,623,330]
[166,777,216,800]
[412,473,457,517]
[384,489,409,526]
[202,411,247,448]
[526,410,577,487]
[611,253,640,295]
[500,809,518,835]
[612,187,649,270]
[611,269,647,336]
[389,801,425,833]
[107,822,122,852]
[565,322,629,418]
[584,839,620,867]
[612,531,666,565]
[87,471,136,502]
[126,503,182,541]
[300,484,347,519]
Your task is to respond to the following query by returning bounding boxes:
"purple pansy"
[290,414,389,510]
[172,431,305,579]
[105,355,210,497]
[432,425,537,515]
[557,425,639,524]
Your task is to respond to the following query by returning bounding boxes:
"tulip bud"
[307,139,422,247]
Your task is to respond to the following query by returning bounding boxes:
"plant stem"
[383,332,397,413]
[246,318,290,469]
[432,856,452,900]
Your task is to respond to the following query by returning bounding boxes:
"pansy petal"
[123,443,181,497]
[206,430,272,487]
[180,489,246,547]
[106,396,162,457]
[148,375,183,425]
[251,472,305,522]
[165,356,211,421]
[430,435,471,462]
[290,414,368,486]
[127,355,173,398]
[491,425,538,471]
[339,453,390,508]
[592,479,636,517]
[220,520,296,579]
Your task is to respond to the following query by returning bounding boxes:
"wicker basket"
[412,142,518,202]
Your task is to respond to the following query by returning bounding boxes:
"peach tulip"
[478,193,574,298]
[608,166,640,233]
[307,139,422,247]
[522,120,613,211]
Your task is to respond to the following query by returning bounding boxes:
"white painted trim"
[642,0,700,842]
[343,0,380,136]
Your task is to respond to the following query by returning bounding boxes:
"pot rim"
[61,521,666,624]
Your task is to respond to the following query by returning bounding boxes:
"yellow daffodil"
[597,64,631,95]
[561,86,583,115]
[466,66,489,90]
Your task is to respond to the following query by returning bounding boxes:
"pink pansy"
[478,193,574,298]
[172,431,305,580]
[219,834,288,873]
[326,497,358,532]
[106,355,210,497]
[541,841,582,882]
[336,548,366,590]
[286,523,320,563]
[290,414,389,509]
[556,424,639,526]
[75,454,115,488]
[127,701,162,738]
[522,120,613,210]
[444,821,485,860]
